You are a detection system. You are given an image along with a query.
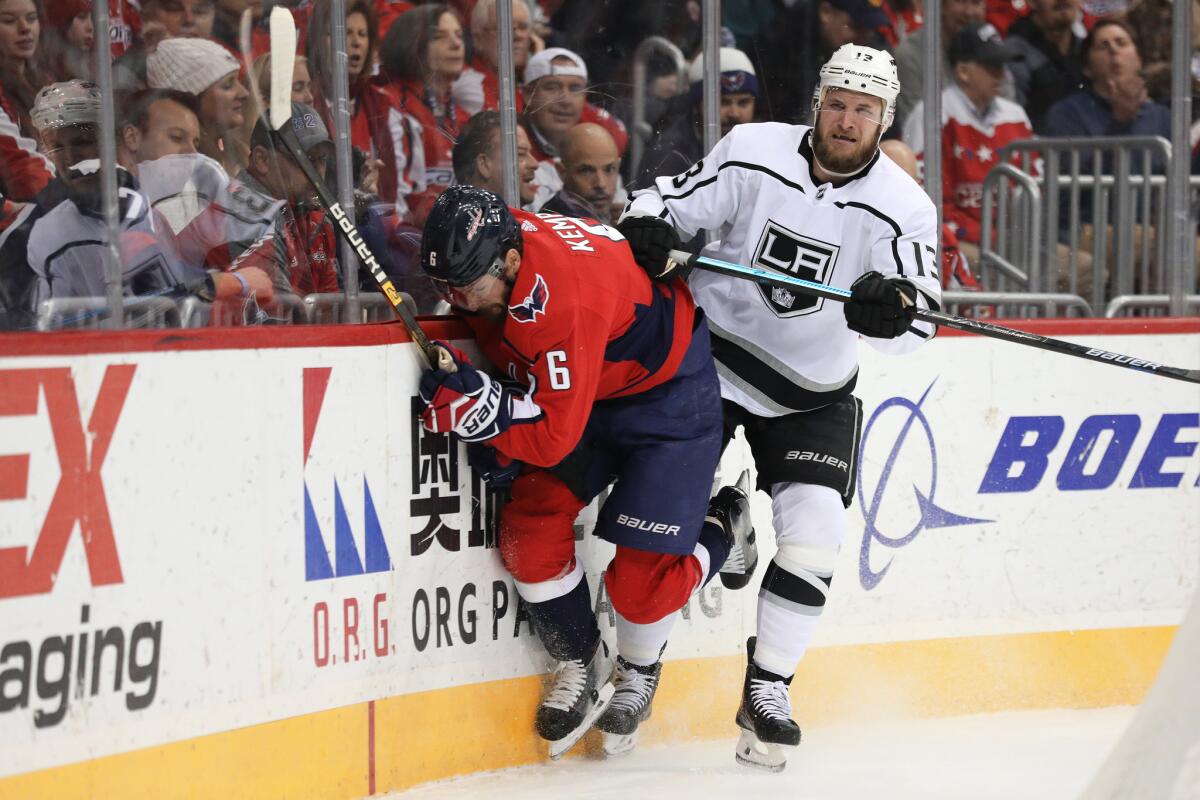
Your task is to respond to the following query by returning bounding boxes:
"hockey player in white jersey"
[618,45,941,771]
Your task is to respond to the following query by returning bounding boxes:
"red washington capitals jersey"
[464,209,698,468]
[904,85,1035,244]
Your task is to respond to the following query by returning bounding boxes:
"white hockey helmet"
[812,44,901,131]
[31,80,102,133]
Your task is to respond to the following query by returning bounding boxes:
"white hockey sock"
[615,609,678,667]
[754,570,828,678]
[753,483,844,678]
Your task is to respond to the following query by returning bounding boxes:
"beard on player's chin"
[812,129,877,175]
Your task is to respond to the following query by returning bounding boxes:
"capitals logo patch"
[508,273,549,323]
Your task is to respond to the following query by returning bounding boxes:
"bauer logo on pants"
[752,220,839,318]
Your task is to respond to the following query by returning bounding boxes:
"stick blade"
[268,6,297,130]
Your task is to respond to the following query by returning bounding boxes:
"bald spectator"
[541,123,620,223]
[452,110,538,206]
[457,0,536,114]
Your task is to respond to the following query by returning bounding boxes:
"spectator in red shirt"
[458,0,535,114]
[306,0,397,198]
[904,22,1033,246]
[378,3,469,225]
[0,0,54,200]
[0,0,52,137]
[906,21,1094,295]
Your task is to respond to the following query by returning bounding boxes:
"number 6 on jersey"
[547,350,571,390]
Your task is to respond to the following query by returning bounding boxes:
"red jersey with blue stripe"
[464,209,699,468]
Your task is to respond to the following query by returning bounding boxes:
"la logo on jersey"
[508,273,549,323]
[752,220,840,318]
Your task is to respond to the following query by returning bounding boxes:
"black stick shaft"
[276,125,443,366]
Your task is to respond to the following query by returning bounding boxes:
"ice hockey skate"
[596,655,662,757]
[539,638,616,760]
[713,470,758,590]
[734,636,801,772]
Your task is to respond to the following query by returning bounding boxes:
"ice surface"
[390,706,1135,800]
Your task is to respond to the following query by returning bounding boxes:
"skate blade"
[547,681,615,761]
[734,728,791,772]
[602,730,639,758]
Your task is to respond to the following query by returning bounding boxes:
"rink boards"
[0,318,1197,798]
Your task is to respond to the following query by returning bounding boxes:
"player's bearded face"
[812,91,884,175]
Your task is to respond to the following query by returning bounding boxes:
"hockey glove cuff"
[466,443,522,490]
[843,271,919,339]
[419,342,513,443]
[616,214,683,281]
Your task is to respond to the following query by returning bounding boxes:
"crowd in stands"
[0,0,1196,329]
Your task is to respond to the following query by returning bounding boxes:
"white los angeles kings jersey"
[626,122,941,418]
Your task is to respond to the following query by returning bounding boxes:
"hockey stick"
[267,7,450,369]
[668,249,1200,385]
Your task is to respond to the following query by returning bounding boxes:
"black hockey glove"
[843,271,919,339]
[466,443,521,490]
[616,214,683,281]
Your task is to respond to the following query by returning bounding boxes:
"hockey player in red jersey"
[416,186,758,758]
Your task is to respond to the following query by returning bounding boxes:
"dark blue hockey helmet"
[421,185,522,291]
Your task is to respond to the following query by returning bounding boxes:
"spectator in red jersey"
[0,0,52,136]
[457,0,535,114]
[1005,0,1088,131]
[378,3,469,225]
[106,0,140,57]
[305,0,394,197]
[41,0,93,81]
[879,138,989,307]
[905,22,1093,294]
[147,36,250,176]
[0,0,54,201]
[903,23,1033,249]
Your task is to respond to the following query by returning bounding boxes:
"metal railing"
[942,291,1093,319]
[37,297,181,331]
[975,137,1199,317]
[999,137,1180,310]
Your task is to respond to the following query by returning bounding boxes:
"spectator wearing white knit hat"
[147,36,249,175]
[635,47,758,190]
